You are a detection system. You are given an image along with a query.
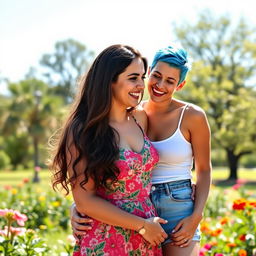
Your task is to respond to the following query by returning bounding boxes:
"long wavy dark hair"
[50,44,147,194]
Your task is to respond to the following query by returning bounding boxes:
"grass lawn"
[0,167,255,190]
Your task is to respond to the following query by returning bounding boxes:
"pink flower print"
[89,238,99,247]
[125,241,133,253]
[128,169,134,176]
[130,235,142,249]
[112,193,123,200]
[128,182,135,191]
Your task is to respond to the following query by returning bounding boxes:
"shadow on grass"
[213,179,256,189]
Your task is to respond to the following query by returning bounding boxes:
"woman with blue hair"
[71,44,211,256]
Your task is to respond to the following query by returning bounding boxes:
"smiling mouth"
[152,87,166,96]
[129,92,141,100]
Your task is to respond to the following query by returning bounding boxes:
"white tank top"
[151,105,193,184]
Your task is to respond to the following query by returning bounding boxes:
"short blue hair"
[151,45,190,84]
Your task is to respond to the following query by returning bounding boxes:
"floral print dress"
[73,132,162,256]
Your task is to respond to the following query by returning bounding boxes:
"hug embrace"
[50,43,211,256]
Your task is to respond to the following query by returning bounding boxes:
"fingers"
[170,237,191,247]
[191,184,196,200]
[172,221,183,234]
[154,217,168,224]
[71,216,93,224]
[180,238,191,247]
[73,233,81,242]
[161,229,168,239]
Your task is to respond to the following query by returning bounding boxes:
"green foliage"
[0,183,72,232]
[2,134,32,169]
[40,39,94,103]
[0,152,10,170]
[174,11,256,179]
[1,79,65,169]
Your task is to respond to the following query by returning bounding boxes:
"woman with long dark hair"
[50,44,167,255]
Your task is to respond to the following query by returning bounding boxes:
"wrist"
[191,212,203,221]
[137,219,146,235]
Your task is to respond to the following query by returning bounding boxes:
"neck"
[109,102,130,124]
[146,98,175,114]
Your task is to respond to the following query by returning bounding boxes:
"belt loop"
[164,183,170,196]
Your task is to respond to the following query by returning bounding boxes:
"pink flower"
[232,183,242,190]
[204,243,212,250]
[236,178,246,184]
[4,185,12,190]
[215,254,224,256]
[35,166,41,172]
[0,226,26,237]
[0,209,28,226]
[9,226,26,236]
[0,229,7,236]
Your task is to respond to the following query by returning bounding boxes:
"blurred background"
[0,0,255,255]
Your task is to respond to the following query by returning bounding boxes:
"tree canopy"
[174,11,256,179]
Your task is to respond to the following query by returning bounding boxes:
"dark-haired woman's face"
[111,58,145,109]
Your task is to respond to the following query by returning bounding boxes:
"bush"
[0,151,10,169]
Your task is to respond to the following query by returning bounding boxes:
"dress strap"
[177,104,189,129]
[131,115,145,136]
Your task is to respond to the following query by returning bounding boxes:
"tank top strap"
[131,115,145,136]
[177,104,189,129]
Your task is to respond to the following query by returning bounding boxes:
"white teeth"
[129,92,140,97]
[153,88,165,95]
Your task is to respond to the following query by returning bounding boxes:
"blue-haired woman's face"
[147,61,185,103]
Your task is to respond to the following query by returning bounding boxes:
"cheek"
[147,77,155,89]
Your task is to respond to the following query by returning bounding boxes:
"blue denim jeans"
[150,179,201,245]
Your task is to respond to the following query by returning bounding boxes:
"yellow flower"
[39,225,47,230]
[38,196,46,201]
[11,188,18,195]
[52,201,61,207]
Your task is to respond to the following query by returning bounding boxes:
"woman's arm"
[68,142,167,246]
[171,106,211,247]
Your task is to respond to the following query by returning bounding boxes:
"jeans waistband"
[151,179,191,195]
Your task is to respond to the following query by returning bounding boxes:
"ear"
[176,80,186,91]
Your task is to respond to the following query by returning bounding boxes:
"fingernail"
[171,229,175,233]
[89,220,93,222]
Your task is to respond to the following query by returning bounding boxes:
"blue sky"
[1,0,255,91]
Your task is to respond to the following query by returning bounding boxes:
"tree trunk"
[226,149,239,180]
[32,137,40,183]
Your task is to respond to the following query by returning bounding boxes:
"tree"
[40,39,94,103]
[2,79,64,177]
[174,11,256,180]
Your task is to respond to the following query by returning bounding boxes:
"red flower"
[239,234,246,241]
[232,199,247,210]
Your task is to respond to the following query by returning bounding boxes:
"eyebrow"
[127,73,140,77]
[153,71,177,81]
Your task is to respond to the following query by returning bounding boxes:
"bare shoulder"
[132,106,148,131]
[185,103,207,120]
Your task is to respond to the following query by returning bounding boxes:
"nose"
[156,80,164,89]
[137,79,145,89]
